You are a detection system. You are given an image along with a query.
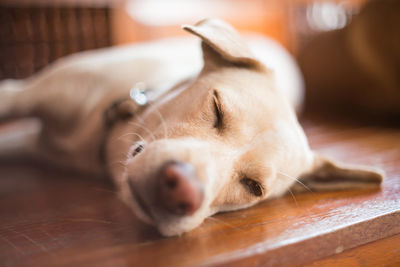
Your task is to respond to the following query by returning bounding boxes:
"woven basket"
[0,4,111,79]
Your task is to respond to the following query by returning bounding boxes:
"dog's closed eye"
[212,90,224,130]
[240,177,263,196]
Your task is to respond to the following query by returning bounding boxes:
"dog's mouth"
[128,179,154,224]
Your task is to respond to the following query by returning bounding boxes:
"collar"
[98,77,193,167]
[99,82,150,164]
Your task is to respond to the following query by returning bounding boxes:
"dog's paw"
[0,79,23,120]
[0,79,23,92]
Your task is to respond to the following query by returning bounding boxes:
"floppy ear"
[182,18,265,70]
[292,153,384,192]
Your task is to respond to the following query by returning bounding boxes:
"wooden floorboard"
[306,234,400,267]
[0,115,399,266]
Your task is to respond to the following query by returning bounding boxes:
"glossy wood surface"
[306,234,400,267]
[1,114,399,266]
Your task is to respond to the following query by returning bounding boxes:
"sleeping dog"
[0,19,383,236]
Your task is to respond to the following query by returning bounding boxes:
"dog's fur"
[0,19,383,236]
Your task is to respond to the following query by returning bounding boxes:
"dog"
[0,19,383,236]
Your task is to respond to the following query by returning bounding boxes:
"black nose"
[158,161,204,216]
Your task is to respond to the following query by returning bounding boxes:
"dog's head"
[116,19,383,236]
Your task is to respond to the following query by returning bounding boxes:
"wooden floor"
[0,114,399,266]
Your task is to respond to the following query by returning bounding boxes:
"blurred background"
[0,0,365,79]
[1,0,398,119]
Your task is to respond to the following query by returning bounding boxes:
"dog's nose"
[158,161,204,216]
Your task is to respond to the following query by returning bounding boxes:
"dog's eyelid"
[212,90,224,130]
[131,142,145,157]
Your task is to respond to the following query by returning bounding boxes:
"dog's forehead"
[148,67,299,148]
[209,69,293,136]
[206,68,309,164]
[205,68,283,113]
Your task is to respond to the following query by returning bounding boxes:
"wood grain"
[306,234,400,267]
[0,114,399,266]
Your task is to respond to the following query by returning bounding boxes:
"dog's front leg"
[0,79,42,160]
[0,79,32,122]
[0,77,72,164]
[0,120,40,161]
[0,74,114,173]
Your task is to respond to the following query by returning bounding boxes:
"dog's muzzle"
[128,160,204,220]
[157,161,204,216]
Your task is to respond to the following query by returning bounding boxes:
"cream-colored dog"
[0,19,382,236]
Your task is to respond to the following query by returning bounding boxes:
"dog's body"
[0,19,383,236]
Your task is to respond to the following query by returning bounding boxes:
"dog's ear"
[292,153,384,192]
[182,18,265,70]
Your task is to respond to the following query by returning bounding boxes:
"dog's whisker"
[110,133,130,144]
[128,121,156,141]
[111,133,146,148]
[277,170,313,193]
[131,132,146,143]
[287,187,299,207]
[153,107,168,139]
[121,132,146,143]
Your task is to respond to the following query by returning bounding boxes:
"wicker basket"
[0,4,111,79]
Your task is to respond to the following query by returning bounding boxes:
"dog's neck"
[99,82,151,165]
[102,77,194,176]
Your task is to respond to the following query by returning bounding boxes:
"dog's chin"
[128,189,155,225]
[154,205,216,236]
[127,189,206,236]
[129,192,208,236]
[125,182,209,236]
[123,157,212,236]
[156,215,206,237]
[119,177,154,225]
